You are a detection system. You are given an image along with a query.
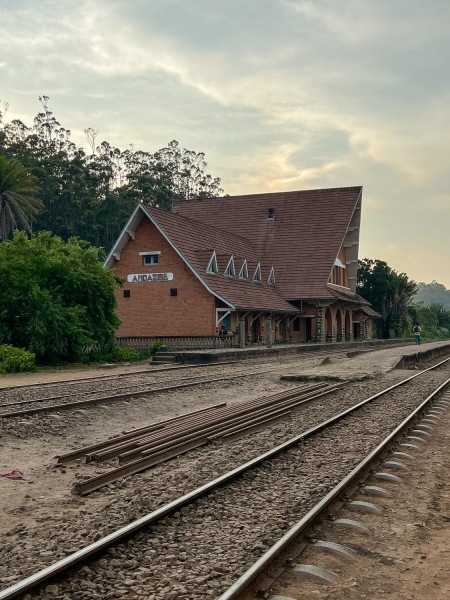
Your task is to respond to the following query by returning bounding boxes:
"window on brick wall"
[140,251,161,266]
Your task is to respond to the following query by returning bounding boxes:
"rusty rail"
[73,383,343,495]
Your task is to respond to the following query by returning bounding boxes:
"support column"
[315,306,325,343]
[266,318,272,348]
[362,318,368,340]
[239,319,246,348]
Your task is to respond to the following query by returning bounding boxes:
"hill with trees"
[414,281,450,309]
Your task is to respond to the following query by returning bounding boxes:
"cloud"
[424,193,450,213]
[1,0,450,286]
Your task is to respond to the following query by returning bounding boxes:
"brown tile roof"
[173,186,363,299]
[145,205,298,313]
[326,283,370,305]
[361,305,382,318]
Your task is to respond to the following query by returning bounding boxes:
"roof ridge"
[173,186,363,204]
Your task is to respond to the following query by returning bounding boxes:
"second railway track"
[0,350,359,418]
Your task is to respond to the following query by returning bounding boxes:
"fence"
[116,335,235,350]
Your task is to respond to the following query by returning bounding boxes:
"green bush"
[106,346,141,363]
[0,345,37,373]
[149,341,164,356]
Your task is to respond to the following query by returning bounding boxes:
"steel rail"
[0,364,302,418]
[0,342,386,400]
[216,375,450,600]
[59,385,323,464]
[0,357,448,600]
[55,402,228,463]
[114,384,331,461]
[74,386,341,493]
[0,361,239,393]
[118,384,341,463]
[0,365,253,409]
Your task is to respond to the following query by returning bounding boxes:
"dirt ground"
[1,349,450,599]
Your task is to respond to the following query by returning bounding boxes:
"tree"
[0,98,224,250]
[0,231,121,363]
[408,302,450,339]
[357,259,417,338]
[0,155,43,240]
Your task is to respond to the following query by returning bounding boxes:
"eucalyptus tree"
[0,97,225,250]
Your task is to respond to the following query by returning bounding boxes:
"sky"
[1,0,449,287]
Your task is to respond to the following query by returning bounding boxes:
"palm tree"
[0,155,43,241]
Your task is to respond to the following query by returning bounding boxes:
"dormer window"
[331,256,347,287]
[224,255,236,277]
[140,251,160,266]
[238,259,248,279]
[206,250,218,274]
[252,262,261,282]
[267,266,275,285]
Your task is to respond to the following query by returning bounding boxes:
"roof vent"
[267,208,275,220]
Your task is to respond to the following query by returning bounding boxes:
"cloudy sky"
[1,0,449,287]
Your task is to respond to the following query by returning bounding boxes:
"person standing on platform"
[218,324,228,344]
[413,324,421,345]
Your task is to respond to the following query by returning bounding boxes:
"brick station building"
[105,186,379,345]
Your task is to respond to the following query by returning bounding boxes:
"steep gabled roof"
[104,203,297,314]
[145,206,296,313]
[173,186,362,299]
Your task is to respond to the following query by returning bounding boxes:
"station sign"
[127,273,174,282]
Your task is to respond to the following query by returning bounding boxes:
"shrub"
[106,346,141,363]
[0,345,37,373]
[149,341,164,356]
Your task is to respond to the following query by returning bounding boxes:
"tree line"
[0,97,448,368]
[0,96,223,250]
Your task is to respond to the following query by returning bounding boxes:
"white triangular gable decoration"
[334,257,346,269]
[206,250,218,274]
[224,255,236,277]
[238,259,248,279]
[253,262,261,282]
[267,266,276,284]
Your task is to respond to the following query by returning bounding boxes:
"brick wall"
[112,218,216,336]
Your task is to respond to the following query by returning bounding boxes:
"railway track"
[1,356,449,600]
[0,350,357,418]
[2,342,411,405]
